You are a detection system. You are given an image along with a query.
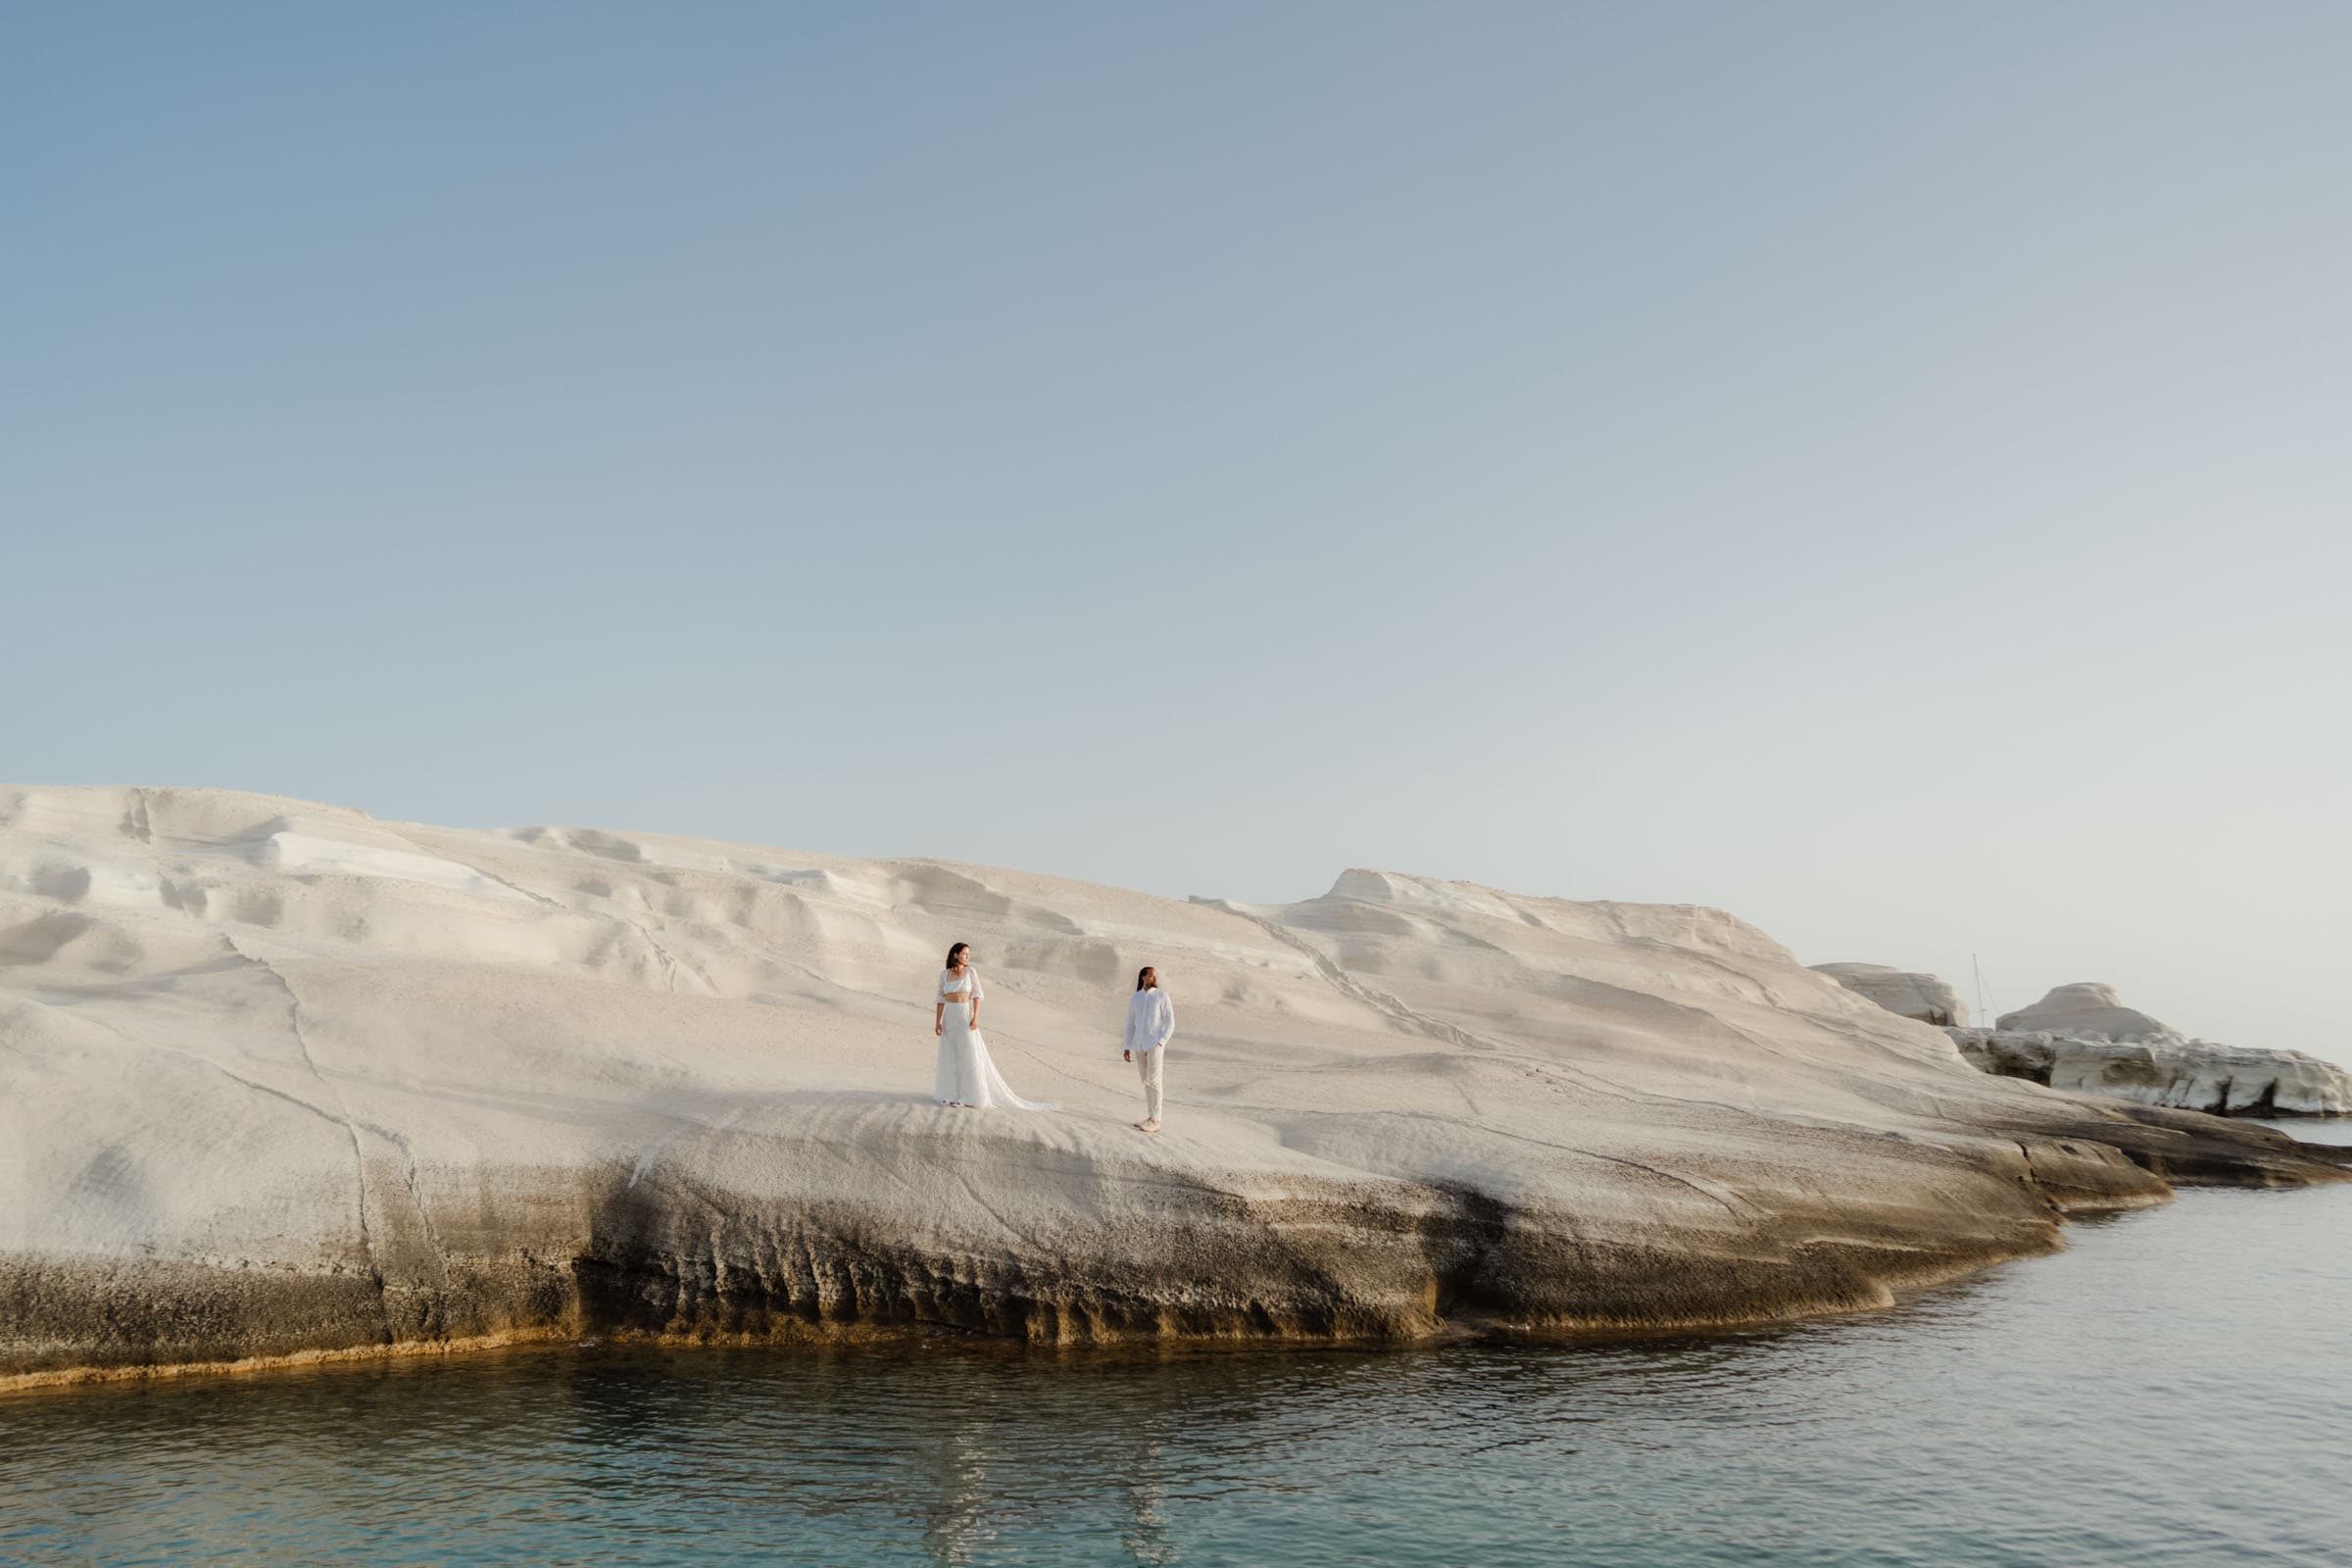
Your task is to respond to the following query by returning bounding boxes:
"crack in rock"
[224,933,393,1341]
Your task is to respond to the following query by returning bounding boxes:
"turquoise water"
[6,1123,2347,1567]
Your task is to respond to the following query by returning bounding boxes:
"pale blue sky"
[7,4,2348,1056]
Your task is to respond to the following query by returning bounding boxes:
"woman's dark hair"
[1136,965,1156,992]
[946,942,970,968]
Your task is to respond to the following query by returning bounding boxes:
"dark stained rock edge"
[5,1112,2343,1392]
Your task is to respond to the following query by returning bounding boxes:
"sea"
[5,1121,2346,1567]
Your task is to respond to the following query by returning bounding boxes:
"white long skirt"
[934,1002,1055,1110]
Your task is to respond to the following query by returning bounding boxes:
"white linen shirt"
[1123,987,1175,1054]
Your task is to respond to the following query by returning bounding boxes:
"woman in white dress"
[933,942,1054,1110]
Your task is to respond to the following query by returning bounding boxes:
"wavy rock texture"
[2,786,2343,1386]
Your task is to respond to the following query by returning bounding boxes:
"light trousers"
[1134,1047,1163,1122]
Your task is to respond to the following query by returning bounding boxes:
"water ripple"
[5,1134,2347,1567]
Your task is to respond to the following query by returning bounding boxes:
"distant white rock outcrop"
[1944,983,2352,1118]
[1994,982,2172,1042]
[3,786,2343,1387]
[1810,963,1969,1027]
[1950,1029,2352,1118]
[1818,975,2351,1119]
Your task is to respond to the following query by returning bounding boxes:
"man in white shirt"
[1122,965,1176,1133]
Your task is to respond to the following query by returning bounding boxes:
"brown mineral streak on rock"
[1,785,2345,1390]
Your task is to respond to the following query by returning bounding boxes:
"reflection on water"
[5,1125,2347,1567]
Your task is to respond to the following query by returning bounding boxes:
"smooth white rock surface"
[1996,983,2174,1041]
[1,786,2338,1381]
[1810,963,1969,1027]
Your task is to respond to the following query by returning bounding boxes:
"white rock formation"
[1950,1031,2352,1117]
[1810,963,1969,1027]
[1815,974,2347,1119]
[2,786,2341,1386]
[1957,983,2352,1117]
[1995,983,2173,1041]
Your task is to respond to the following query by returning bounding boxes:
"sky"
[6,3,2348,1059]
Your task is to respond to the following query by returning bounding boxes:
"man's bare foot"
[1134,1118,1160,1133]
